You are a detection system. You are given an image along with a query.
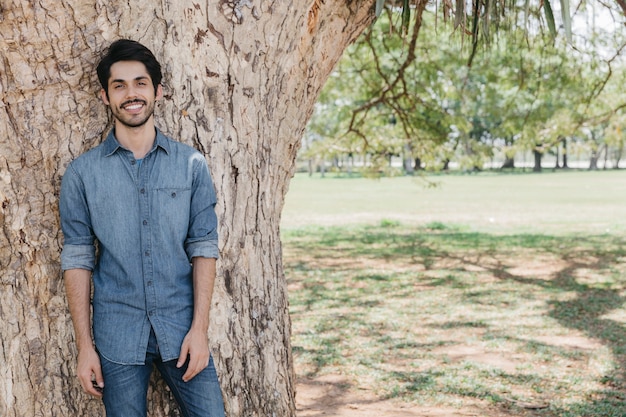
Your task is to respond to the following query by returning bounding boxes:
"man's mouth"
[121,100,146,111]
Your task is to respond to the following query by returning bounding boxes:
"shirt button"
[131,160,136,165]
[140,188,145,194]
[145,251,150,257]
[149,311,154,316]
[171,192,176,198]
[143,220,148,225]
[147,281,153,286]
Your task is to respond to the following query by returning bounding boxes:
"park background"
[282,4,626,415]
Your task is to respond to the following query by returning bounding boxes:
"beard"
[111,99,156,128]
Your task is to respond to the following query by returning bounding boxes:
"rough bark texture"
[0,1,374,416]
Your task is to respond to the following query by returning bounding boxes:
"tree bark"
[533,149,543,172]
[613,143,623,169]
[554,145,561,169]
[562,137,569,168]
[589,148,600,170]
[402,144,413,174]
[0,1,375,416]
[500,157,515,169]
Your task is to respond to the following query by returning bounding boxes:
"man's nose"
[125,85,139,98]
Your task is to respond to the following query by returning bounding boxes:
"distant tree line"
[301,3,626,176]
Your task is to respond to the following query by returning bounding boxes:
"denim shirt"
[60,129,218,365]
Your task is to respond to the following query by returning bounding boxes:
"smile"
[121,100,146,111]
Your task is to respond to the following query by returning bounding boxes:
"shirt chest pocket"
[154,187,192,233]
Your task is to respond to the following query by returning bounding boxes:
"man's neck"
[114,121,156,159]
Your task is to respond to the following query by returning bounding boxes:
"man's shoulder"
[159,133,206,164]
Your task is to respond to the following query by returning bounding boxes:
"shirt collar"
[103,128,171,157]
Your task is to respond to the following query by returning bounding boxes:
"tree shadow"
[286,225,626,415]
[432,233,626,414]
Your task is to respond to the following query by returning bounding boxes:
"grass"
[282,170,626,416]
[281,170,626,235]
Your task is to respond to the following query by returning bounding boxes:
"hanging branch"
[346,0,429,144]
[467,0,482,66]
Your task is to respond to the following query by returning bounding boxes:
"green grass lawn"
[282,170,626,416]
[281,170,626,235]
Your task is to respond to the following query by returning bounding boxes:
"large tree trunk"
[0,1,375,416]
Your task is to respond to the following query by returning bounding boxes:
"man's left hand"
[177,327,210,382]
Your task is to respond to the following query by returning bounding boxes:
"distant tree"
[305,1,626,173]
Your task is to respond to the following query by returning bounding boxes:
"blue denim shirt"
[60,129,218,365]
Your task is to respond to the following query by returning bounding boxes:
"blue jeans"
[100,328,225,417]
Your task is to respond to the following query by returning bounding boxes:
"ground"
[296,374,503,416]
[284,173,626,417]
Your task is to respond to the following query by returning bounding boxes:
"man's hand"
[177,327,210,382]
[77,346,104,397]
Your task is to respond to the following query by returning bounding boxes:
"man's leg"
[156,355,226,417]
[100,355,153,417]
[99,328,157,417]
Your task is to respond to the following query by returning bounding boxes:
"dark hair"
[96,39,162,96]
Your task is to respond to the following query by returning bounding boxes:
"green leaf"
[375,0,385,17]
[543,0,557,39]
[559,0,572,43]
[402,0,411,33]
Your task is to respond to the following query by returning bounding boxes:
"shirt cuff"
[185,239,219,260]
[61,244,96,271]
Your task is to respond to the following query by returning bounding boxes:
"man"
[59,39,225,417]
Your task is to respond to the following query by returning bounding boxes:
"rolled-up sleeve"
[185,154,219,260]
[59,163,96,271]
[61,244,96,271]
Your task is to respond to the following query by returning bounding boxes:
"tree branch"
[347,0,428,143]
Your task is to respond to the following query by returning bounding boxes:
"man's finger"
[177,342,189,368]
[93,364,104,389]
[182,352,209,382]
[182,355,197,382]
[80,374,103,397]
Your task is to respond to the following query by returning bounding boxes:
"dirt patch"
[296,374,500,417]
[431,344,522,374]
[530,335,603,351]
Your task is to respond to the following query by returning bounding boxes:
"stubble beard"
[112,100,156,129]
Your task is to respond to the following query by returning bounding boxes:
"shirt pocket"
[154,187,192,239]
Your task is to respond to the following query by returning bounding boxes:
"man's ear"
[156,84,163,101]
[100,88,110,105]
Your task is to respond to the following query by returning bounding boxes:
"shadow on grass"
[285,223,626,416]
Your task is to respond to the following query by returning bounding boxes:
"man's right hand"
[77,346,104,397]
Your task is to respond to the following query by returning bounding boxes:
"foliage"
[302,2,626,173]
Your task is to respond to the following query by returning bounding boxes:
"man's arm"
[64,268,104,397]
[177,256,217,382]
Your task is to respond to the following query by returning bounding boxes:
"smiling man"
[59,39,225,417]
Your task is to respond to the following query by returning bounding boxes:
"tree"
[305,1,625,174]
[0,1,375,416]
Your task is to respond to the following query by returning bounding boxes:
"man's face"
[101,61,162,129]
